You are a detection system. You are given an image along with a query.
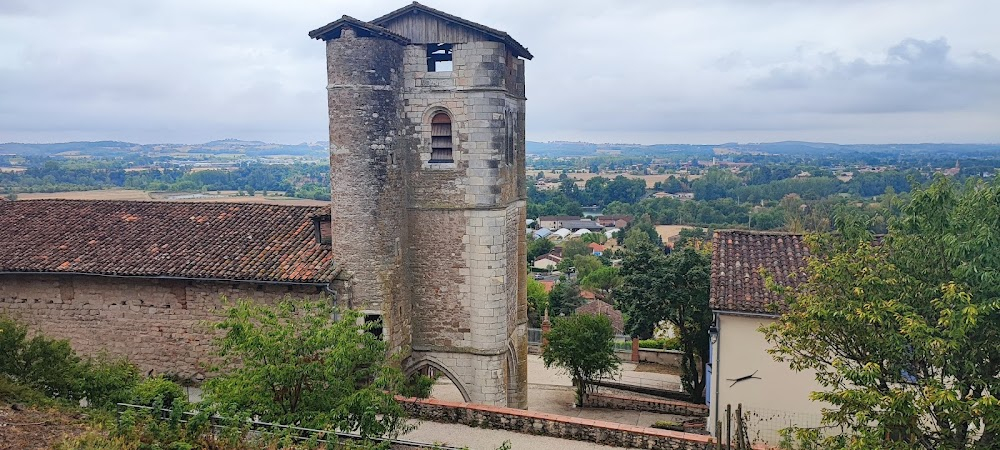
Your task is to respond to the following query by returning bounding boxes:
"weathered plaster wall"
[0,274,328,377]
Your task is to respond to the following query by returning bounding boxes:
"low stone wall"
[397,396,715,450]
[584,392,709,417]
[616,348,685,367]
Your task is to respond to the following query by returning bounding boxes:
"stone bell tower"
[310,2,531,408]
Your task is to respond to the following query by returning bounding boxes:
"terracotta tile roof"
[0,200,337,284]
[710,230,809,315]
[576,299,624,334]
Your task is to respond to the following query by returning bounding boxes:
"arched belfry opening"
[310,2,531,408]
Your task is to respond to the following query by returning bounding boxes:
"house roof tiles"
[710,230,809,315]
[0,200,337,284]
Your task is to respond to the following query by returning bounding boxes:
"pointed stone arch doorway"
[405,358,471,403]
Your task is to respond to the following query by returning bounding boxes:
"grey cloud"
[749,38,1000,114]
[2,0,1000,144]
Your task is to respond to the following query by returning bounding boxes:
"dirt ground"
[0,403,89,450]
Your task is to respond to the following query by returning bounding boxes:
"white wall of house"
[532,257,559,271]
[708,312,827,444]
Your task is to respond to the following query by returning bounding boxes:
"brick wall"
[583,392,710,417]
[397,396,716,449]
[0,274,328,377]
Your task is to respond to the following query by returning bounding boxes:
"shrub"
[80,353,141,409]
[638,337,681,351]
[130,376,188,409]
[0,315,140,409]
[400,374,436,399]
[0,315,87,400]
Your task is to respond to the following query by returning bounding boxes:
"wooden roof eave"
[308,15,411,44]
[370,2,533,60]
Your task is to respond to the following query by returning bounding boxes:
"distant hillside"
[526,140,1000,158]
[0,140,329,158]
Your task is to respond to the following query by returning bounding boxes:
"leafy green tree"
[548,279,585,317]
[581,232,607,245]
[527,277,550,327]
[203,300,408,441]
[560,238,591,260]
[580,266,622,301]
[616,243,712,401]
[571,254,603,280]
[527,237,554,263]
[762,177,1000,449]
[542,313,621,406]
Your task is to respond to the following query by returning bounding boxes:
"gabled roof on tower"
[371,2,532,59]
[309,15,411,44]
[310,2,532,59]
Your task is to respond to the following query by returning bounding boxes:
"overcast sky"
[2,0,999,145]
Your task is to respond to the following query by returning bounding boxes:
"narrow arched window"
[430,113,453,163]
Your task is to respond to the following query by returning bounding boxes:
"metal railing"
[115,403,465,450]
[613,334,632,352]
[528,327,542,344]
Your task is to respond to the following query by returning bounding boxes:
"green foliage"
[399,374,436,399]
[548,279,585,317]
[571,255,603,279]
[560,239,591,260]
[762,176,1000,449]
[130,376,188,409]
[615,245,712,401]
[579,266,621,301]
[203,299,408,441]
[542,313,621,406]
[638,337,680,351]
[650,420,684,431]
[0,316,142,408]
[54,430,140,450]
[79,353,141,409]
[527,237,554,263]
[0,375,57,406]
[0,315,87,401]
[581,232,607,244]
[526,277,550,327]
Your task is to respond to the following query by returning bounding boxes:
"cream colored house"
[707,230,827,445]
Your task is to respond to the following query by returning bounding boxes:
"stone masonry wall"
[0,274,327,377]
[584,393,710,417]
[398,396,716,450]
[326,30,528,407]
[325,29,412,356]
[398,40,528,408]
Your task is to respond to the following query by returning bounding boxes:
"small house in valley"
[706,230,826,444]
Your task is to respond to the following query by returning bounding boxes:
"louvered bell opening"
[430,113,453,163]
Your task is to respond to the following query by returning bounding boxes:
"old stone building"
[309,2,532,408]
[0,2,530,410]
[0,200,336,378]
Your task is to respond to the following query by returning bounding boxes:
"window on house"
[430,113,453,163]
[426,44,453,72]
